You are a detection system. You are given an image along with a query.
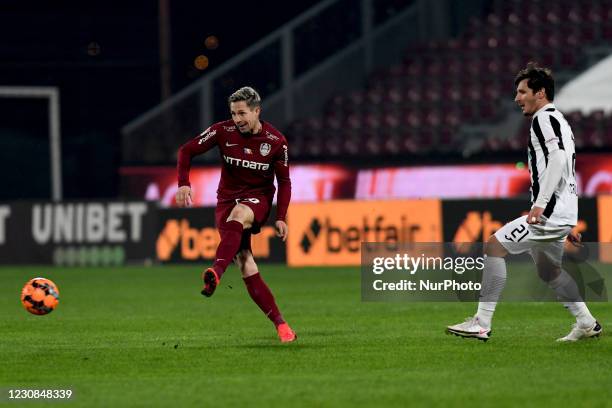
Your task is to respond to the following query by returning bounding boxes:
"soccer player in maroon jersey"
[175,86,296,343]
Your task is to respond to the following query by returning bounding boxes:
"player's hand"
[275,220,288,242]
[567,231,583,247]
[526,206,544,224]
[176,186,193,207]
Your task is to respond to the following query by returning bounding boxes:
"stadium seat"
[285,0,611,159]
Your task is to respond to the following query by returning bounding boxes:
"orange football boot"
[277,322,297,343]
[201,268,220,297]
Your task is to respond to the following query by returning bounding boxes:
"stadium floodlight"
[0,86,62,201]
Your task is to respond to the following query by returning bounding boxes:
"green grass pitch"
[1,265,611,407]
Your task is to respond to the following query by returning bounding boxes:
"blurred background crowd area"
[2,0,612,200]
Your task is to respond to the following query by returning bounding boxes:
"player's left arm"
[528,115,566,224]
[273,142,291,241]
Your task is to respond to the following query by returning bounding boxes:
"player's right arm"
[528,113,565,223]
[176,125,219,207]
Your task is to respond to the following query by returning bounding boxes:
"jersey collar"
[533,102,555,117]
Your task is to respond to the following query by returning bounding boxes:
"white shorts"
[494,215,573,266]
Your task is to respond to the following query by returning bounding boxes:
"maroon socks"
[213,220,284,326]
[243,273,284,326]
[212,220,243,278]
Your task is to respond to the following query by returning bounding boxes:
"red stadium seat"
[364,112,381,130]
[364,133,383,156]
[441,107,462,128]
[323,134,343,157]
[382,111,401,129]
[402,109,422,130]
[341,131,361,156]
[345,113,363,130]
[366,89,383,105]
[404,87,422,104]
[424,110,442,127]
[424,86,442,104]
[384,87,403,105]
[325,114,343,131]
[401,132,420,154]
[545,10,561,25]
[383,133,403,155]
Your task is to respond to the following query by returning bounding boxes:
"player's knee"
[227,204,253,228]
[536,254,561,282]
[538,266,561,283]
[485,235,508,258]
[227,205,248,222]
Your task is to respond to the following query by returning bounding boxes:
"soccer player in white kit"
[447,63,602,342]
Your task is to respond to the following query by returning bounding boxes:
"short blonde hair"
[228,86,261,109]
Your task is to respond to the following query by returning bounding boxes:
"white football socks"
[548,269,596,328]
[476,256,507,329]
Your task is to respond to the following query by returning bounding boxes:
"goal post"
[0,86,62,201]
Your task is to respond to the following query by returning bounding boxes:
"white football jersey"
[527,103,578,226]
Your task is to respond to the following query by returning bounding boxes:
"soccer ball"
[21,277,60,315]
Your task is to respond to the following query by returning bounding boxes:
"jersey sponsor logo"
[198,128,216,144]
[223,155,270,170]
[223,125,236,131]
[225,142,238,147]
[265,131,279,141]
[260,142,271,156]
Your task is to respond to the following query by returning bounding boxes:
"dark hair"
[228,86,261,109]
[514,62,555,101]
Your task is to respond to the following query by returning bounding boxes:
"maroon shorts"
[215,195,272,236]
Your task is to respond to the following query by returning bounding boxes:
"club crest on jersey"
[260,143,271,156]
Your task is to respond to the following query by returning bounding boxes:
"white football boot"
[557,321,602,342]
[446,316,491,342]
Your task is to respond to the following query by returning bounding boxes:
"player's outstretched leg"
[203,204,253,297]
[202,220,243,297]
[237,250,296,342]
[535,253,602,342]
[547,269,602,341]
[557,319,602,342]
[447,235,507,341]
